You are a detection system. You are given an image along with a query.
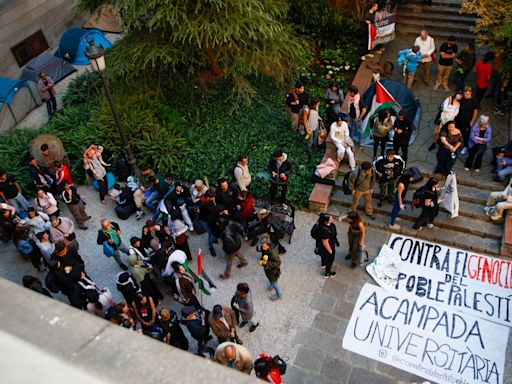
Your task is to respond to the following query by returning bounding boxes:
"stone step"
[399,0,464,8]
[397,3,471,15]
[396,12,476,25]
[395,26,476,42]
[326,206,501,256]
[396,18,475,35]
[330,188,503,240]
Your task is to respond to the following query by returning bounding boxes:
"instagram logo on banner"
[378,349,387,358]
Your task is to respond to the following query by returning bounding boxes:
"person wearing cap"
[347,161,376,220]
[258,238,282,301]
[96,218,130,270]
[208,304,241,344]
[181,306,211,348]
[329,114,355,169]
[219,218,248,280]
[159,308,188,350]
[464,115,492,173]
[268,149,293,204]
[286,82,309,132]
[214,342,253,374]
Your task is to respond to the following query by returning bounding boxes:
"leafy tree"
[462,0,512,46]
[79,0,309,92]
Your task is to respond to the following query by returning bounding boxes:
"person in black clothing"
[219,218,248,280]
[159,308,189,351]
[197,189,219,257]
[455,85,479,154]
[165,181,194,230]
[316,213,339,278]
[181,306,211,349]
[27,156,54,192]
[132,293,157,332]
[141,219,171,249]
[215,178,237,215]
[249,209,286,254]
[286,82,309,132]
[51,240,85,272]
[0,204,16,243]
[373,150,406,207]
[268,149,293,204]
[392,110,412,162]
[46,259,82,307]
[22,275,52,297]
[61,182,90,230]
[96,219,130,270]
[362,2,379,53]
[413,177,440,230]
[434,36,458,93]
[116,271,141,306]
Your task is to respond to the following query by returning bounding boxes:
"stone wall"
[0,0,87,78]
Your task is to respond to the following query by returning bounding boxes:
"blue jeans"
[497,161,512,180]
[145,190,160,213]
[268,281,282,298]
[348,116,362,144]
[390,192,401,225]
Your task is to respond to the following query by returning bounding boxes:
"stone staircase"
[396,0,477,43]
[324,163,503,256]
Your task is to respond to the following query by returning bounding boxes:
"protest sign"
[343,284,509,384]
[374,14,396,46]
[369,234,512,327]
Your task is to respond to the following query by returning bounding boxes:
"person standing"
[343,211,366,268]
[258,238,282,301]
[171,262,202,310]
[373,149,405,207]
[219,219,248,280]
[325,82,344,124]
[96,218,130,270]
[27,156,54,192]
[464,115,492,172]
[372,108,393,158]
[233,155,251,192]
[434,36,458,91]
[434,121,462,176]
[389,170,414,230]
[0,171,31,213]
[453,42,476,91]
[84,148,109,205]
[303,98,322,152]
[268,149,293,204]
[329,115,355,169]
[474,52,495,108]
[49,216,79,252]
[231,283,259,333]
[38,72,57,119]
[285,82,308,132]
[455,86,479,155]
[347,86,367,143]
[159,308,189,351]
[214,342,253,375]
[398,45,422,88]
[363,2,379,53]
[35,189,59,217]
[208,304,241,344]
[392,110,412,162]
[429,91,463,152]
[61,182,90,230]
[316,213,339,278]
[413,177,440,230]
[348,161,376,220]
[414,30,436,86]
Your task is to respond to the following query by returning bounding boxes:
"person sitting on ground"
[329,114,355,169]
[209,304,241,344]
[485,178,512,221]
[125,176,147,220]
[373,149,405,207]
[147,174,171,218]
[13,224,45,271]
[0,170,32,213]
[214,342,253,375]
[249,208,286,254]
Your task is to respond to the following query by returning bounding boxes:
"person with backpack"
[315,213,339,278]
[389,170,414,230]
[413,177,440,230]
[219,218,248,280]
[285,82,309,132]
[233,155,252,192]
[373,149,406,207]
[348,161,376,220]
[398,45,422,88]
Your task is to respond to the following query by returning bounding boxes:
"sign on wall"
[343,284,509,384]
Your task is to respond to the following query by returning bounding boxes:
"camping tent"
[0,78,41,132]
[83,5,123,33]
[55,28,112,65]
[19,53,77,84]
[361,79,421,147]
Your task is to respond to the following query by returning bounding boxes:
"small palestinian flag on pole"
[197,249,216,295]
[361,80,397,140]
[368,23,377,51]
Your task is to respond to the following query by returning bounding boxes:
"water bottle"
[450,152,456,160]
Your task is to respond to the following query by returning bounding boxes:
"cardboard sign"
[343,284,509,384]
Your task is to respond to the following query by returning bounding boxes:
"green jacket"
[261,247,281,283]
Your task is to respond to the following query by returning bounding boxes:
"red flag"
[368,23,377,51]
[375,81,396,104]
[197,249,203,276]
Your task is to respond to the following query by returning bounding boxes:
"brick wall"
[0,0,87,78]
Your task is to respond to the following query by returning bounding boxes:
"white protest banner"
[343,284,509,384]
[377,234,512,327]
[374,13,396,46]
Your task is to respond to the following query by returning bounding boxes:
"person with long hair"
[392,110,412,162]
[372,109,393,158]
[389,170,414,230]
[343,211,366,269]
[413,177,440,230]
[434,121,462,175]
[429,91,463,152]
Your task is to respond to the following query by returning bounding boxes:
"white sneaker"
[427,224,434,228]
[464,167,470,171]
[475,169,480,173]
[389,224,401,231]
[461,147,468,155]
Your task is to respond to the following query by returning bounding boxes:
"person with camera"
[268,149,293,204]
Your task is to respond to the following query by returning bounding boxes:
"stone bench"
[309,52,382,212]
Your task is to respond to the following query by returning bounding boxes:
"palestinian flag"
[361,80,397,140]
[196,249,216,295]
[368,23,377,51]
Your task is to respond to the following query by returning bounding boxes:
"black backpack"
[254,355,287,377]
[229,163,242,183]
[412,186,427,209]
[45,273,60,294]
[342,168,361,195]
[310,223,319,240]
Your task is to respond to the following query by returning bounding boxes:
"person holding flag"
[360,81,397,146]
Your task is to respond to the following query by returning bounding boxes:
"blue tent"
[0,77,40,131]
[55,28,112,65]
[361,79,422,146]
